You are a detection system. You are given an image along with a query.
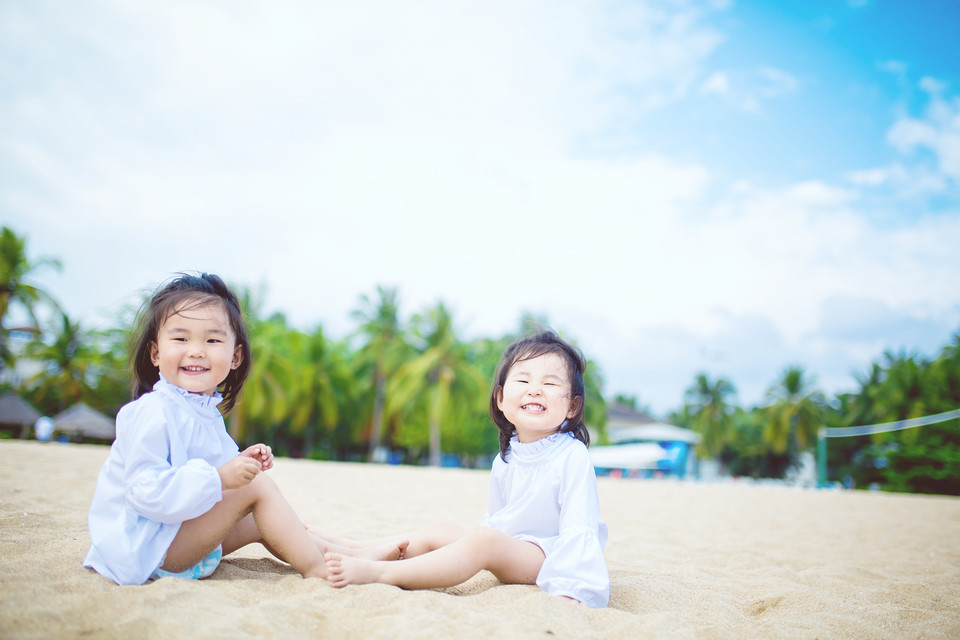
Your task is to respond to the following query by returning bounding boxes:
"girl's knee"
[423,521,470,547]
[231,471,278,502]
[465,526,506,550]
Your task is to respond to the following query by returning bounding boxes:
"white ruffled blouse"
[83,376,239,585]
[481,431,610,607]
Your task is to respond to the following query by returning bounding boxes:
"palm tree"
[285,326,345,458]
[868,351,934,421]
[386,303,486,466]
[223,285,293,444]
[583,355,608,439]
[351,286,406,462]
[763,366,824,453]
[0,227,62,370]
[684,373,736,458]
[932,332,960,409]
[24,312,97,415]
[229,313,297,446]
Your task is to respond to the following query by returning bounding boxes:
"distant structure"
[0,392,42,439]
[52,403,116,442]
[590,405,700,479]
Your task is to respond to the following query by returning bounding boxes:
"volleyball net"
[816,408,960,487]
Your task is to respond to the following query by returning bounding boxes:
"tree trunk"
[428,416,441,467]
[303,421,315,459]
[367,371,387,462]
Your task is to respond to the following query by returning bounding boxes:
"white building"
[590,406,700,478]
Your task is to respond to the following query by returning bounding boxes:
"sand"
[1,440,958,639]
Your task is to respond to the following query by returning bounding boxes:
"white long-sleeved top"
[481,431,610,608]
[83,377,238,585]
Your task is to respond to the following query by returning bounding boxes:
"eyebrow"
[164,326,230,337]
[509,370,567,382]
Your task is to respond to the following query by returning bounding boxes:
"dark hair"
[489,330,589,460]
[131,272,251,413]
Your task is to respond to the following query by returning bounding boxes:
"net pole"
[817,429,827,488]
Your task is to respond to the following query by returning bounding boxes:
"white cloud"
[699,71,730,95]
[694,65,799,113]
[887,78,960,181]
[877,59,908,77]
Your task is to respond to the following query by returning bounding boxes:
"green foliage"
[350,286,407,460]
[829,340,960,494]
[720,408,792,479]
[23,312,128,415]
[763,366,825,454]
[673,337,960,494]
[0,226,62,370]
[385,302,487,465]
[10,229,960,490]
[883,422,960,495]
[683,373,736,458]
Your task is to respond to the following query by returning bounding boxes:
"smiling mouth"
[181,366,208,373]
[521,403,546,412]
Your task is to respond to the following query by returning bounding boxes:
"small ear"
[567,396,583,420]
[231,344,244,370]
[149,342,160,367]
[495,386,505,412]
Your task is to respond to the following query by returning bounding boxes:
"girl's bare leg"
[305,530,407,560]
[162,472,327,579]
[220,517,406,562]
[305,526,383,549]
[308,521,465,559]
[400,521,471,558]
[325,527,545,590]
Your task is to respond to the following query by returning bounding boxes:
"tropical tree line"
[0,227,609,465]
[671,338,960,495]
[2,226,958,492]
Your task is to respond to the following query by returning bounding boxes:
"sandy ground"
[1,440,958,639]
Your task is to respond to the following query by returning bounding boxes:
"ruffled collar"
[508,431,570,464]
[154,374,224,411]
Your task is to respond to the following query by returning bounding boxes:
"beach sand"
[1,440,958,639]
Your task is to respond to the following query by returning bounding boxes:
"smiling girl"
[84,273,404,585]
[324,330,609,607]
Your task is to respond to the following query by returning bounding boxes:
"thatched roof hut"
[52,403,116,441]
[0,392,42,438]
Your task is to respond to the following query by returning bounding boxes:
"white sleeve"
[536,447,610,608]
[480,454,507,526]
[480,455,506,527]
[121,403,223,524]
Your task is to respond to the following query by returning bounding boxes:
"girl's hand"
[218,456,262,490]
[241,444,273,471]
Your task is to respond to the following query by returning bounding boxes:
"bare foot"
[306,524,408,560]
[325,552,385,588]
[355,539,409,561]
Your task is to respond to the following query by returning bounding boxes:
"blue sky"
[2,0,959,416]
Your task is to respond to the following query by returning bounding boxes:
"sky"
[2,0,959,416]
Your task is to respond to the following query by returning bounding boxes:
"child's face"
[149,299,243,396]
[497,352,580,443]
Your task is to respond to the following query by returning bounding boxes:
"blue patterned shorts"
[153,545,222,580]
